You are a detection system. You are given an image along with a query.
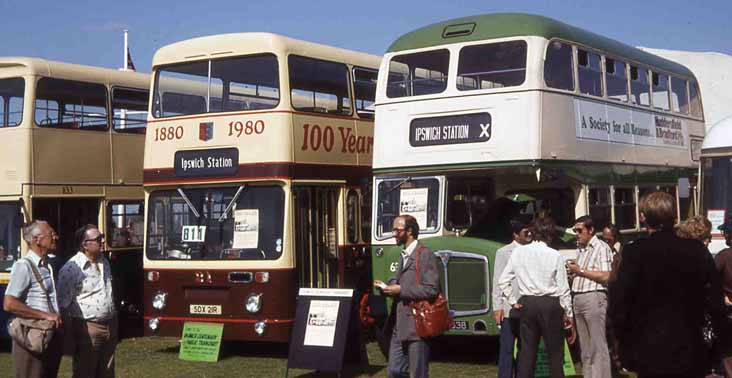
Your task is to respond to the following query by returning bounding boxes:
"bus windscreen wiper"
[385,177,412,194]
[177,188,200,218]
[218,184,246,222]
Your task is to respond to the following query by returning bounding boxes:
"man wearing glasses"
[375,214,440,378]
[58,224,118,378]
[565,216,613,378]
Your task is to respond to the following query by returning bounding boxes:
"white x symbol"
[479,123,491,138]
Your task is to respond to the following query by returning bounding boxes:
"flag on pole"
[126,47,136,71]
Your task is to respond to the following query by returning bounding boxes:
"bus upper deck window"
[153,55,279,118]
[689,81,702,118]
[630,66,651,107]
[605,58,628,102]
[544,41,574,91]
[386,49,449,98]
[353,67,377,119]
[651,72,670,111]
[289,55,351,115]
[457,40,527,91]
[0,78,25,127]
[35,78,108,130]
[577,49,603,97]
[670,77,689,114]
[112,88,149,133]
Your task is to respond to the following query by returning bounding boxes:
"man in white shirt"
[4,220,63,378]
[492,218,532,378]
[566,216,613,378]
[58,224,117,378]
[498,217,573,378]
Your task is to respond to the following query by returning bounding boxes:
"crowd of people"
[5,192,732,378]
[3,220,117,378]
[494,191,732,378]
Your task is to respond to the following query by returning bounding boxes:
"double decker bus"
[142,33,380,341]
[369,13,704,341]
[701,116,732,254]
[0,57,149,337]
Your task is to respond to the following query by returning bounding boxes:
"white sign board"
[303,300,340,347]
[574,99,688,150]
[399,188,428,228]
[233,209,259,249]
[708,209,726,236]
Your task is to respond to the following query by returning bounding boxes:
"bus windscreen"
[146,185,285,260]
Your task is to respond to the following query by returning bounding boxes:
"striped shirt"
[571,235,613,293]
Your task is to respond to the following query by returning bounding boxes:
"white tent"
[640,47,732,131]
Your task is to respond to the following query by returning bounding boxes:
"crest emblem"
[199,122,214,141]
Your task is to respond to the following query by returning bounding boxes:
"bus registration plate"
[190,304,222,315]
[451,320,469,330]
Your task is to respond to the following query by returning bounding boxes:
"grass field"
[0,336,500,377]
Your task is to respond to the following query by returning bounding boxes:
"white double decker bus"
[368,13,704,343]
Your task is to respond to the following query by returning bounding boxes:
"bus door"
[32,198,99,260]
[293,186,339,288]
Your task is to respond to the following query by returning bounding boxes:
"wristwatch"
[579,269,585,277]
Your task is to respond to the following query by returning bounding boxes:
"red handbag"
[409,247,452,338]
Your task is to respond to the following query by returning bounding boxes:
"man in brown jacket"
[375,215,440,378]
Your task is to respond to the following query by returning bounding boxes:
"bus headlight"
[148,317,160,331]
[254,321,266,336]
[152,292,168,311]
[245,293,262,313]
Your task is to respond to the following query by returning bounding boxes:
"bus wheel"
[358,292,376,328]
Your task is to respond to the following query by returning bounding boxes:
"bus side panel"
[0,128,30,195]
[143,268,297,342]
[32,129,112,184]
[111,133,145,185]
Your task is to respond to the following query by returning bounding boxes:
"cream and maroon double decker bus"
[0,57,149,337]
[369,13,704,346]
[142,33,379,341]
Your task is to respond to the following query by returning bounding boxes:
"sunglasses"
[84,235,105,244]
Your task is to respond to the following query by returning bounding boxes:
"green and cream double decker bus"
[369,13,704,340]
[0,57,149,337]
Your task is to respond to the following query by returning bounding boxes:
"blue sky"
[1,0,730,73]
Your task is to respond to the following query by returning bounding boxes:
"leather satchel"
[409,247,452,338]
[7,259,57,354]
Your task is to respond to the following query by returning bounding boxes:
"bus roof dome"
[387,13,693,78]
[703,115,732,151]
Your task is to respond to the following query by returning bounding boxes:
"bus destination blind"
[174,148,239,177]
[409,112,491,147]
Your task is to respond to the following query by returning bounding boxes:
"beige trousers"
[70,316,118,378]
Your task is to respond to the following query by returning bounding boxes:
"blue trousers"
[498,312,520,378]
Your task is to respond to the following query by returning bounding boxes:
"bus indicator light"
[255,272,269,283]
[147,271,160,282]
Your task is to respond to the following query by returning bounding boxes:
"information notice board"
[286,288,355,376]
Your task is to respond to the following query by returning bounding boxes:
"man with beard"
[375,215,440,378]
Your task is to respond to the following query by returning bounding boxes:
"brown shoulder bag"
[409,247,452,338]
[8,259,57,354]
